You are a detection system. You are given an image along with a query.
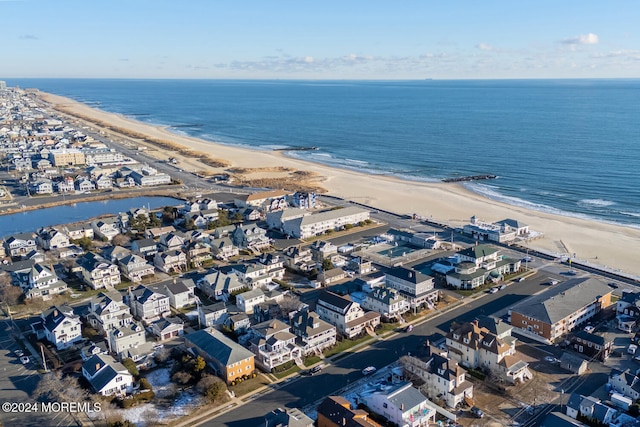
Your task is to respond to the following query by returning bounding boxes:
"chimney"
[95,362,101,371]
[53,309,58,317]
[401,403,404,411]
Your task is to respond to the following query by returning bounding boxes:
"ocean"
[8,78,640,227]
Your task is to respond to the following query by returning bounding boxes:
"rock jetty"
[442,174,497,183]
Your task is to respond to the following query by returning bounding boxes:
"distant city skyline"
[1,0,639,80]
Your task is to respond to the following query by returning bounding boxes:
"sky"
[1,0,639,80]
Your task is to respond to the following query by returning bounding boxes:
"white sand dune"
[40,92,640,278]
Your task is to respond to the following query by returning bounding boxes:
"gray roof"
[292,206,368,227]
[388,382,427,412]
[509,278,612,324]
[386,267,432,284]
[186,329,254,366]
[82,354,129,392]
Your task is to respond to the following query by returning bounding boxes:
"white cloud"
[561,33,599,45]
[476,43,493,51]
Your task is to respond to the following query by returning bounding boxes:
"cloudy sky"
[1,0,639,79]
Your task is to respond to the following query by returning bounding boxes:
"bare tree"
[0,282,23,306]
[33,371,88,402]
[112,234,131,247]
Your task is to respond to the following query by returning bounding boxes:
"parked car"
[310,365,323,375]
[608,282,619,289]
[544,355,560,364]
[470,407,484,418]
[499,284,507,290]
[362,366,376,375]
[405,325,413,333]
[515,277,525,282]
[584,325,595,333]
[628,344,638,355]
[14,349,24,358]
[489,287,499,294]
[20,356,29,364]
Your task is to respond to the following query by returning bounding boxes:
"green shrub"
[121,358,139,377]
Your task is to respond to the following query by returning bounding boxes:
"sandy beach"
[40,92,640,278]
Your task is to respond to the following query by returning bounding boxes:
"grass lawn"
[230,373,272,397]
[376,322,400,335]
[272,365,301,380]
[304,355,322,367]
[323,335,373,358]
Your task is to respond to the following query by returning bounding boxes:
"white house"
[82,354,133,396]
[31,305,83,350]
[316,291,380,339]
[362,287,410,321]
[86,291,133,333]
[76,252,121,290]
[126,284,171,324]
[385,267,438,311]
[289,308,337,356]
[360,381,437,427]
[401,347,474,409]
[236,288,266,314]
[281,206,370,239]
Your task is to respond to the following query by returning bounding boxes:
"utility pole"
[40,344,48,372]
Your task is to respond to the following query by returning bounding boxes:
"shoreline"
[38,91,640,277]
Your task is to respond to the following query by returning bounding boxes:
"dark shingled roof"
[386,267,431,284]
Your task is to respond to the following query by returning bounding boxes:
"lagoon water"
[9,78,640,227]
[0,197,181,237]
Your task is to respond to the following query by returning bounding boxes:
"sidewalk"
[169,296,471,427]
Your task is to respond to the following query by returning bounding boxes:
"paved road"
[206,276,547,427]
[0,318,78,427]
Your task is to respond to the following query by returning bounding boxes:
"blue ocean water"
[8,78,640,227]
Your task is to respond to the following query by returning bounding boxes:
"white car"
[20,356,29,364]
[584,325,595,333]
[489,287,499,294]
[362,366,376,375]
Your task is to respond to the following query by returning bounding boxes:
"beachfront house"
[317,396,380,427]
[282,245,315,272]
[281,206,370,239]
[445,244,521,290]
